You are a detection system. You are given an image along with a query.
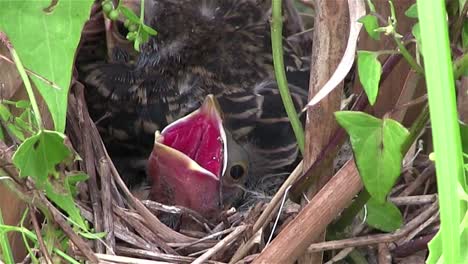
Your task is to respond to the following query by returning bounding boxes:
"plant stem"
[271,0,305,154]
[140,0,145,22]
[9,48,43,130]
[394,36,424,75]
[0,209,14,264]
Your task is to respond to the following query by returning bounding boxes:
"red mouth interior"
[161,111,224,177]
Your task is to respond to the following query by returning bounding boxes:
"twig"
[95,253,171,264]
[192,225,246,264]
[176,226,237,251]
[29,206,53,264]
[306,201,438,252]
[116,246,225,264]
[113,205,175,254]
[229,161,302,263]
[252,160,362,263]
[143,200,212,230]
[390,194,437,206]
[39,195,98,263]
[69,88,105,253]
[99,158,116,254]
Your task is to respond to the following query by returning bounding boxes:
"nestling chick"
[81,0,312,216]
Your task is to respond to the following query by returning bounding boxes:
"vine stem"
[271,0,305,154]
[9,47,43,130]
[394,36,425,75]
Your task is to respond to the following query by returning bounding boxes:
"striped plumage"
[82,0,311,207]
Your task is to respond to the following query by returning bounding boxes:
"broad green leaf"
[12,130,70,183]
[0,127,4,141]
[335,111,409,203]
[366,198,403,232]
[120,6,140,24]
[15,100,30,109]
[359,15,380,40]
[357,51,382,105]
[0,1,94,132]
[0,104,12,121]
[405,3,418,18]
[6,123,25,141]
[142,24,158,35]
[12,130,87,229]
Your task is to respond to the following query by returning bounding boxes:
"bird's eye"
[229,164,246,180]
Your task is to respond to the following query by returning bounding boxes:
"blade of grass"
[0,209,14,264]
[271,0,305,154]
[0,224,80,264]
[417,0,467,263]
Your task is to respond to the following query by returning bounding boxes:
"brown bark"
[298,0,348,263]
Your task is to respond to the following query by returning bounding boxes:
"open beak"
[147,95,227,217]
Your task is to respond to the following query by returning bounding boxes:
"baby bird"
[82,0,312,215]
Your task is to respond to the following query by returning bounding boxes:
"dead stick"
[39,195,98,263]
[193,225,247,264]
[29,206,53,264]
[307,202,438,252]
[252,159,362,264]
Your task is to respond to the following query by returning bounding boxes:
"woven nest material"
[0,1,441,263]
[61,1,310,263]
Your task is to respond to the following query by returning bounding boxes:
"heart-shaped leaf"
[0,0,94,132]
[12,130,87,229]
[336,111,409,203]
[359,15,380,40]
[366,197,403,232]
[357,51,382,105]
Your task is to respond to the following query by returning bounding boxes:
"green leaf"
[12,130,70,183]
[78,231,106,240]
[0,104,12,121]
[366,0,376,12]
[359,15,380,40]
[462,20,468,49]
[357,51,382,105]
[12,130,87,229]
[66,172,89,196]
[142,24,158,35]
[6,123,25,141]
[405,3,418,18]
[412,23,422,49]
[427,230,442,264]
[366,198,403,232]
[134,37,141,51]
[119,6,140,24]
[0,0,94,132]
[15,100,30,109]
[14,117,32,134]
[138,30,147,43]
[0,127,4,141]
[335,111,409,203]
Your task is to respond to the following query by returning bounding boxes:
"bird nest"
[64,85,299,263]
[52,1,310,263]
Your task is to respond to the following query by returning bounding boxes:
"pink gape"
[147,95,227,217]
